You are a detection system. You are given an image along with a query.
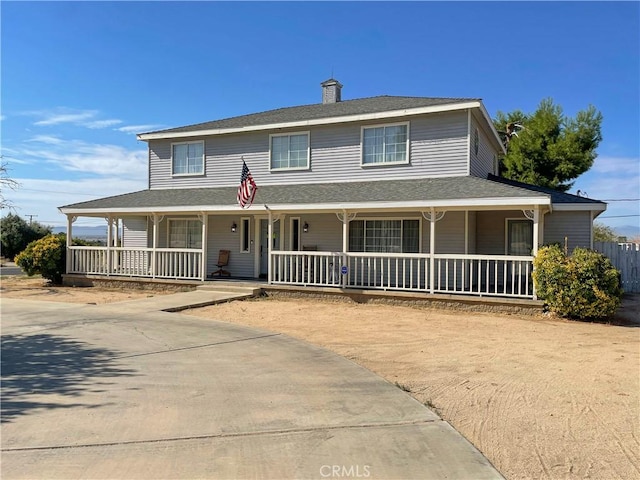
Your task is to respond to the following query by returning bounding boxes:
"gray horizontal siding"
[469,115,499,178]
[434,211,466,254]
[206,215,255,278]
[122,216,149,248]
[544,211,592,252]
[149,111,469,190]
[476,210,524,255]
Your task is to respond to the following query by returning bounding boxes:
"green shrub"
[533,244,622,320]
[15,233,67,284]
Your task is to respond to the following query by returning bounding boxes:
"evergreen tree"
[494,98,603,192]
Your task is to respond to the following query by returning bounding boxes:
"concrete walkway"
[1,295,503,479]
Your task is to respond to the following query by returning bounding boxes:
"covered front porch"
[59,176,582,302]
[64,205,546,300]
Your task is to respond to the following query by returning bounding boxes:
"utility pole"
[26,214,37,225]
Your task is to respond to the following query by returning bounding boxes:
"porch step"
[197,283,263,296]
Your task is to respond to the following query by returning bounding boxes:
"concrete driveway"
[1,297,502,479]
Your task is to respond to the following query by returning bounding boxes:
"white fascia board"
[268,196,550,212]
[137,101,482,141]
[552,203,607,212]
[60,195,550,216]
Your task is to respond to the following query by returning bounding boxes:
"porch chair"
[211,249,231,277]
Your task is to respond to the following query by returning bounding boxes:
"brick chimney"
[321,78,342,104]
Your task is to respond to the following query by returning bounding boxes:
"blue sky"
[1,1,639,233]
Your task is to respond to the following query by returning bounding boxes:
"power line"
[10,187,102,197]
[598,214,640,218]
[602,198,640,202]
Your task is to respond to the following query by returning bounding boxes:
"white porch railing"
[68,246,203,280]
[271,251,535,299]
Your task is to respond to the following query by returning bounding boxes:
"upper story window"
[361,122,409,166]
[270,132,309,170]
[172,141,204,175]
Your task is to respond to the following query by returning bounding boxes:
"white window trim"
[504,217,533,255]
[360,121,410,167]
[349,216,422,253]
[167,217,203,249]
[240,217,251,254]
[171,140,205,177]
[269,131,310,172]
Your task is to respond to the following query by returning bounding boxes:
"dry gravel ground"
[2,274,639,480]
[0,275,172,304]
[187,298,640,480]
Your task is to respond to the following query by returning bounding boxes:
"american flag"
[237,159,257,208]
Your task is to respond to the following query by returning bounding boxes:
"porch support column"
[106,216,113,276]
[66,215,75,274]
[532,207,540,256]
[342,210,349,289]
[200,213,208,281]
[532,207,540,300]
[267,208,273,284]
[151,214,159,279]
[429,210,436,294]
[422,209,445,294]
[336,211,357,289]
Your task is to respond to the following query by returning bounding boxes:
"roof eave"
[58,195,551,216]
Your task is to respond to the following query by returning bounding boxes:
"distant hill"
[614,225,640,240]
[52,226,107,239]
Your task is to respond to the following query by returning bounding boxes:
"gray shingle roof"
[61,176,565,212]
[487,175,605,205]
[141,96,478,135]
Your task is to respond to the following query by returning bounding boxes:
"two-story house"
[60,79,606,299]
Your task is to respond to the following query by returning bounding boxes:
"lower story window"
[349,219,419,253]
[507,219,533,255]
[169,219,202,249]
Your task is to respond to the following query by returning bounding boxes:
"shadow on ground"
[1,333,138,423]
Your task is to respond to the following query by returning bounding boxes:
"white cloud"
[27,135,65,145]
[26,108,126,130]
[116,124,162,134]
[0,115,6,121]
[33,109,98,126]
[2,176,147,227]
[590,155,640,175]
[10,136,148,179]
[85,119,123,129]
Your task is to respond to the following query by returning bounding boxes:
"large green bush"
[15,233,67,284]
[533,244,622,320]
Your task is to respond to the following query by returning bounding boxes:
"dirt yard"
[186,298,639,480]
[0,275,171,304]
[2,274,639,479]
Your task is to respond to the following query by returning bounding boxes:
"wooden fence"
[594,242,640,293]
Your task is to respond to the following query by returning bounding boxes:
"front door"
[259,219,280,278]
